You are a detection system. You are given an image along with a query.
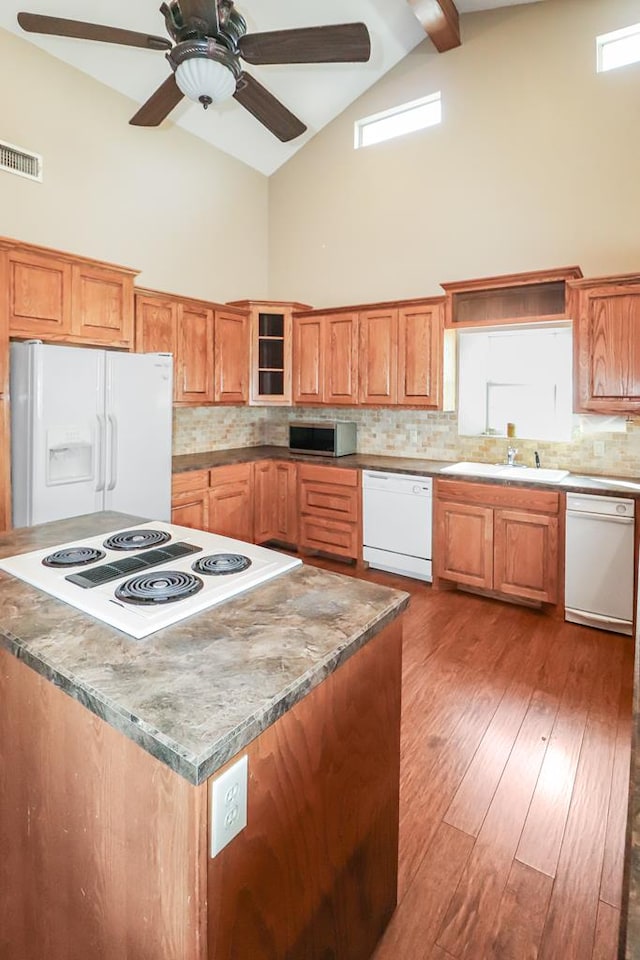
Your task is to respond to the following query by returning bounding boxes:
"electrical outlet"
[593,440,605,457]
[210,755,248,857]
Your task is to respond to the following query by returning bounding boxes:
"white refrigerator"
[10,341,173,527]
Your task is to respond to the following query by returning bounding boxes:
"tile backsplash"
[174,406,640,479]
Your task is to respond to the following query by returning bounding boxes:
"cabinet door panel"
[397,305,441,407]
[253,461,275,543]
[215,311,249,404]
[494,509,558,603]
[135,296,176,354]
[171,492,209,531]
[71,264,133,346]
[436,501,493,589]
[208,464,253,541]
[325,313,358,405]
[577,286,640,410]
[299,516,359,559]
[293,317,324,403]
[8,250,72,337]
[177,304,214,405]
[273,462,297,543]
[359,309,398,404]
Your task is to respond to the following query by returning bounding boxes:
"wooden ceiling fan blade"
[233,74,307,142]
[239,23,371,65]
[130,74,184,127]
[17,12,172,51]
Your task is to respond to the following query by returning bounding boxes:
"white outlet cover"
[211,754,248,857]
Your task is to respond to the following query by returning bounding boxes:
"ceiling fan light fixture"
[175,57,236,106]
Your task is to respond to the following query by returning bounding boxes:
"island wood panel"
[208,463,253,541]
[6,246,72,337]
[324,312,359,404]
[574,281,640,413]
[207,618,403,960]
[0,647,208,960]
[70,262,134,346]
[359,308,398,404]
[293,315,324,403]
[493,509,559,603]
[397,304,441,407]
[214,310,249,404]
[177,303,214,405]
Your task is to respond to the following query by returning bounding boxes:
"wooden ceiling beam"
[408,0,461,53]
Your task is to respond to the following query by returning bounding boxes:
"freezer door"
[10,342,105,527]
[104,352,173,521]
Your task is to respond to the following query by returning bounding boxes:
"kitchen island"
[0,512,409,960]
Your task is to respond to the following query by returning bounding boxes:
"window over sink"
[457,324,573,441]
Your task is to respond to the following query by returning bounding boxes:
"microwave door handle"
[107,414,118,492]
[95,415,106,492]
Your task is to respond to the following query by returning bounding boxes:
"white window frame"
[354,92,441,150]
[597,22,640,73]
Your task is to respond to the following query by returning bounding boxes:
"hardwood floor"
[301,555,633,960]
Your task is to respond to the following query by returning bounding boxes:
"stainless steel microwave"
[288,421,357,457]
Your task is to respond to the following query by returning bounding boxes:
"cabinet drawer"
[172,470,209,496]
[435,479,559,514]
[299,516,359,559]
[298,464,359,488]
[209,463,253,486]
[300,480,358,521]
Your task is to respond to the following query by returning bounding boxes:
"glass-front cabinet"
[227,300,311,405]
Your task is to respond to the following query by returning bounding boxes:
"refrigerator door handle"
[107,414,118,492]
[95,415,106,492]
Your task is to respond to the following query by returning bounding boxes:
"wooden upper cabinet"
[214,310,249,404]
[359,309,398,405]
[572,276,640,413]
[135,295,176,356]
[397,304,441,407]
[70,263,134,346]
[293,315,324,403]
[442,266,582,328]
[324,313,358,405]
[177,303,214,405]
[3,240,137,347]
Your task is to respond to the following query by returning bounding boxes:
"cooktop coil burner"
[192,553,252,576]
[115,570,203,605]
[103,529,171,552]
[42,547,106,568]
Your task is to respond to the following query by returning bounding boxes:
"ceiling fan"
[17,1,372,142]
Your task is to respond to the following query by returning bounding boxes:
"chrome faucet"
[506,445,518,466]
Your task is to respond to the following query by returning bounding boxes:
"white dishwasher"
[565,493,635,635]
[362,472,432,581]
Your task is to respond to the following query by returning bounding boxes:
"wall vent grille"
[0,140,42,181]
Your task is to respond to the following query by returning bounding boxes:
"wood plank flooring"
[301,555,633,960]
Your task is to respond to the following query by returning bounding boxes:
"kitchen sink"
[440,462,569,483]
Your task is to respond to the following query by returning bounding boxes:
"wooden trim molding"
[407,0,461,53]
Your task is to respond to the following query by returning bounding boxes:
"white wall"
[268,0,640,307]
[0,28,269,303]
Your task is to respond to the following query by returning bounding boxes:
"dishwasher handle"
[566,509,634,524]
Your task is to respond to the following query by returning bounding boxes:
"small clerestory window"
[597,22,640,73]
[354,92,441,149]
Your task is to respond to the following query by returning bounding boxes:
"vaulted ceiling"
[0,1,544,175]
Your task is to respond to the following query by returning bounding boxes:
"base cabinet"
[298,464,361,561]
[171,470,209,531]
[208,463,254,541]
[254,460,297,545]
[435,479,560,605]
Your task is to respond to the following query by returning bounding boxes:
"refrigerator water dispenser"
[46,427,94,485]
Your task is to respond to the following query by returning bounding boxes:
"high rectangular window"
[597,23,640,72]
[354,93,441,149]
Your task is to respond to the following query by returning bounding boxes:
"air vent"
[0,139,42,182]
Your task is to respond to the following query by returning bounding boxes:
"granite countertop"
[173,445,640,497]
[0,511,409,787]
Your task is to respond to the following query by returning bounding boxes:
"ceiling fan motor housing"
[169,39,242,105]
